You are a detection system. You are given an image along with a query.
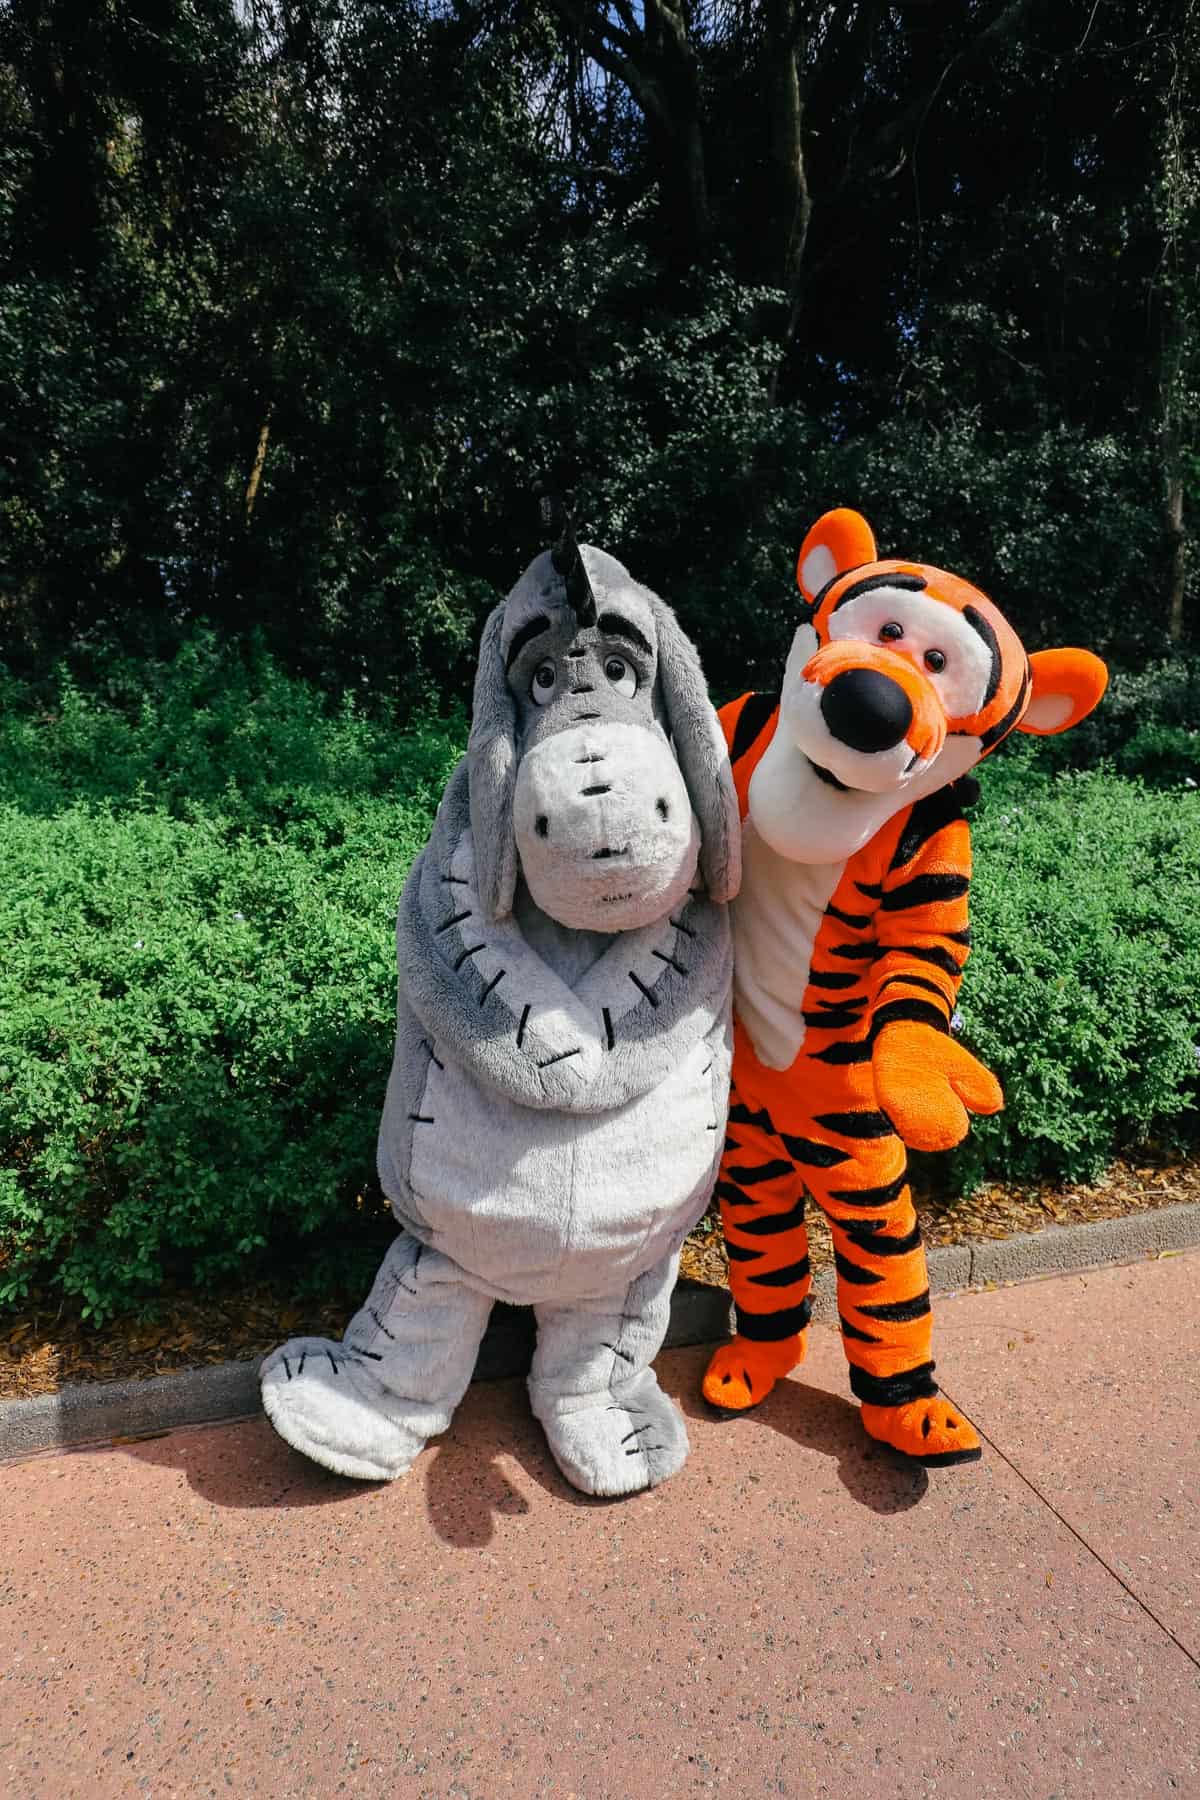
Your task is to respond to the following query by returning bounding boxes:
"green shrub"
[2,637,1197,1323]
[951,761,1200,1188]
[0,643,462,1320]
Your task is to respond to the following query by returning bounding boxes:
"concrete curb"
[3,1202,1198,1465]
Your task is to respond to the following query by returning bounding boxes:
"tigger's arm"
[868,787,1002,1151]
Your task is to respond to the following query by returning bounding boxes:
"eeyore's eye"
[603,655,637,698]
[530,661,558,705]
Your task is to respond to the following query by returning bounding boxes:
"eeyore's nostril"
[821,668,913,754]
[656,797,670,820]
[592,846,627,859]
[536,815,549,839]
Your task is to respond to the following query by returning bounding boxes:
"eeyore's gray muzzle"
[513,722,699,931]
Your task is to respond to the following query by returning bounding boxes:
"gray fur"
[469,545,740,925]
[261,539,737,1498]
[467,605,521,921]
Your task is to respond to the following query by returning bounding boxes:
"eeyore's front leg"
[528,1253,688,1497]
[260,1233,493,1482]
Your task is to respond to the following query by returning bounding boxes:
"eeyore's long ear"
[649,599,741,903]
[467,604,520,920]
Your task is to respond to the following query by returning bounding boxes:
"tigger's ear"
[1017,648,1108,735]
[796,508,879,604]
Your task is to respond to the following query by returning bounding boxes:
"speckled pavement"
[2,1255,1197,1800]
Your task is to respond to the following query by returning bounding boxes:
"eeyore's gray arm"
[393,766,730,1117]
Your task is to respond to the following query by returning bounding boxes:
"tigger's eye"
[924,649,947,673]
[879,621,904,642]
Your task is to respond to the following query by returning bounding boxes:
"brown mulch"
[2,1150,1197,1403]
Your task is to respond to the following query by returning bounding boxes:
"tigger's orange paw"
[701,1334,807,1412]
[860,1396,982,1466]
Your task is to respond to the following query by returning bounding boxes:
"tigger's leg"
[803,1091,982,1467]
[701,1073,811,1412]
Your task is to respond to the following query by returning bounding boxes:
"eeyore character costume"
[261,505,740,1496]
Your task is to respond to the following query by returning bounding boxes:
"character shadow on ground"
[115,1339,928,1533]
[659,1346,931,1515]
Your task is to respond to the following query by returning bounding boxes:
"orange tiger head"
[748,507,1108,863]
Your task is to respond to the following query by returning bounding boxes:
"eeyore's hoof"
[260,1336,425,1482]
[537,1372,689,1498]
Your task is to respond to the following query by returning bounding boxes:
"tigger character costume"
[702,507,1107,1466]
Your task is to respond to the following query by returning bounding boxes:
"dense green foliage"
[956,744,1200,1189]
[1,1,1196,704]
[1,643,1196,1322]
[0,642,462,1319]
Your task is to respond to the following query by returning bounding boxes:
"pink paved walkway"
[2,1255,1198,1800]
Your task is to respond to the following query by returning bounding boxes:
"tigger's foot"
[701,1333,807,1413]
[860,1396,983,1467]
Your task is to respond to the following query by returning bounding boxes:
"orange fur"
[703,508,1108,1467]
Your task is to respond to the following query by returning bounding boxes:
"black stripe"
[715,1179,755,1209]
[733,1197,809,1237]
[651,949,689,975]
[778,1133,850,1168]
[834,1250,885,1286]
[880,872,970,912]
[948,927,972,946]
[889,942,965,978]
[729,1100,777,1133]
[963,604,1002,708]
[980,662,1031,751]
[840,1314,883,1344]
[628,970,660,1007]
[729,691,780,765]
[735,1299,812,1341]
[436,909,472,934]
[812,1039,874,1065]
[828,1171,909,1209]
[814,1109,894,1139]
[857,1288,932,1322]
[855,880,883,899]
[872,998,949,1036]
[892,785,966,871]
[504,613,551,670]
[538,1047,581,1068]
[802,1006,867,1033]
[478,968,506,1004]
[848,1361,938,1406]
[825,902,872,928]
[831,572,926,613]
[841,1221,923,1258]
[830,940,880,960]
[807,969,861,990]
[454,943,485,971]
[748,1255,811,1289]
[602,1006,614,1050]
[516,1003,530,1047]
[724,1239,760,1262]
[726,1158,795,1186]
[876,973,951,1004]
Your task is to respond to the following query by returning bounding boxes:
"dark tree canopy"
[1,0,1195,704]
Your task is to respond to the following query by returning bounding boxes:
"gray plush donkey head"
[467,525,740,931]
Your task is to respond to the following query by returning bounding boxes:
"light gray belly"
[392,1033,723,1304]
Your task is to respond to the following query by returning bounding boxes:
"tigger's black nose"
[821,669,912,754]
